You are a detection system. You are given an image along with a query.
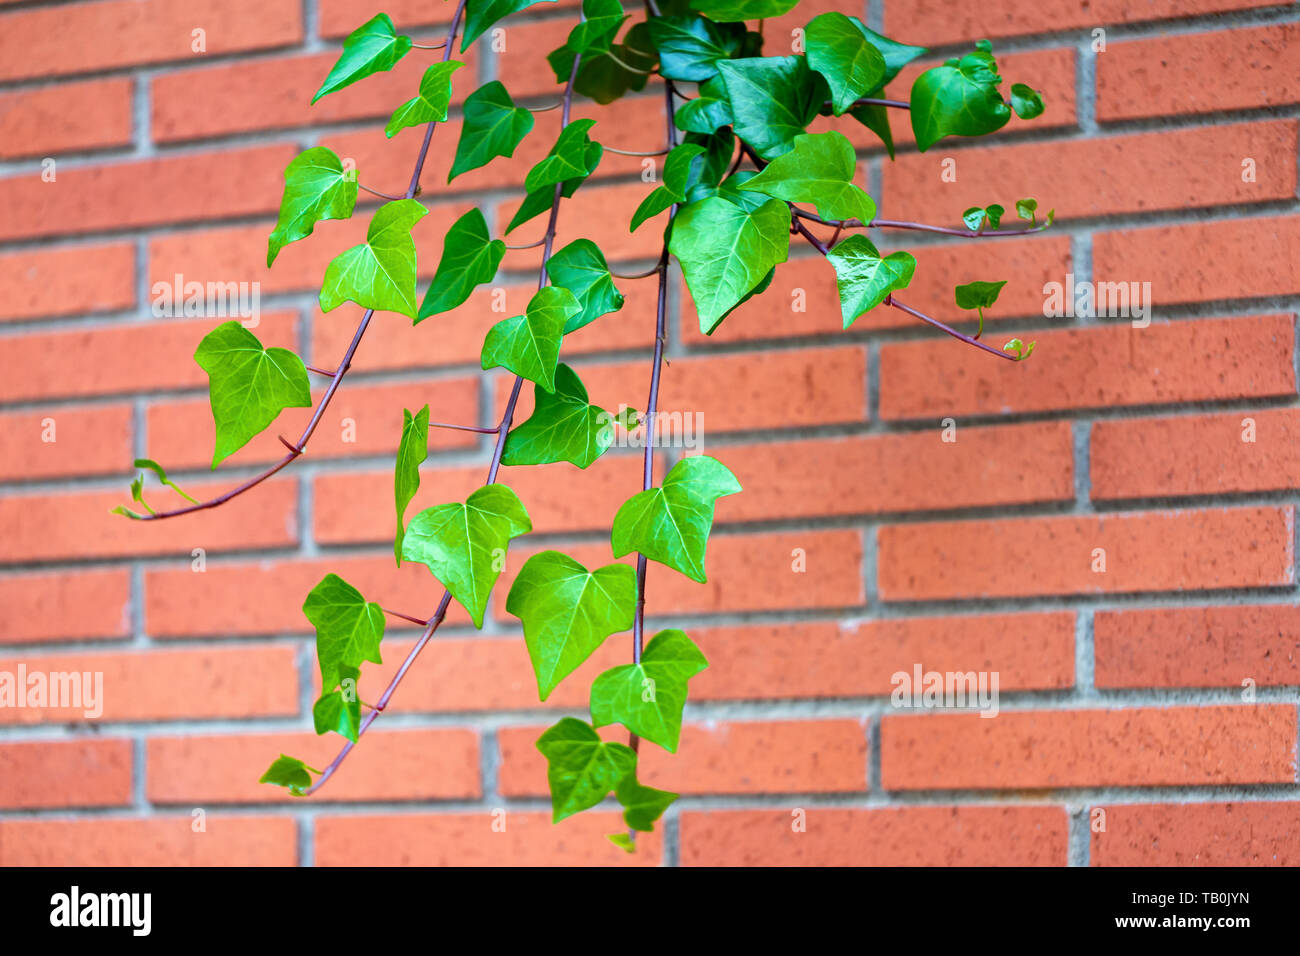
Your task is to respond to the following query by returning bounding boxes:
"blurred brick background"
[1,0,1299,866]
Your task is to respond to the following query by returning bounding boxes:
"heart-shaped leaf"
[501,364,621,469]
[401,485,532,628]
[303,573,385,692]
[826,234,917,328]
[417,208,505,321]
[910,41,1012,152]
[590,628,708,752]
[611,455,741,582]
[313,13,413,103]
[449,81,535,181]
[385,61,464,138]
[319,199,428,318]
[480,285,581,391]
[193,321,312,468]
[506,550,637,700]
[738,131,875,223]
[805,12,887,115]
[545,239,624,332]
[535,717,636,822]
[267,147,358,266]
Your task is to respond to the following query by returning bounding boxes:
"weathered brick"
[1094,605,1300,689]
[0,739,132,809]
[0,78,133,158]
[881,705,1297,789]
[0,404,132,480]
[0,243,136,323]
[878,506,1294,600]
[0,569,132,645]
[0,816,298,866]
[878,315,1296,420]
[1092,801,1300,866]
[680,806,1068,865]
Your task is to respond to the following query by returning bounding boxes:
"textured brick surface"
[1,0,1298,868]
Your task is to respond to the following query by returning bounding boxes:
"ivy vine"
[116,0,1052,850]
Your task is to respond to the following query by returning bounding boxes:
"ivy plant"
[117,0,1053,850]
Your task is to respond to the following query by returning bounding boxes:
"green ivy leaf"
[962,203,1004,232]
[631,142,706,232]
[266,147,359,267]
[449,81,535,182]
[1002,336,1036,361]
[675,92,734,134]
[826,234,916,328]
[319,199,427,318]
[417,208,505,321]
[616,774,678,832]
[525,119,603,194]
[858,26,927,89]
[536,717,637,822]
[303,573,385,692]
[1016,197,1038,222]
[462,0,558,51]
[1011,82,1045,120]
[506,550,637,700]
[506,122,603,233]
[848,101,895,159]
[394,404,429,565]
[738,131,874,223]
[259,754,315,794]
[545,239,624,333]
[501,364,619,469]
[806,12,887,115]
[682,128,735,195]
[590,628,708,752]
[385,61,464,138]
[312,663,362,742]
[717,56,823,159]
[547,0,627,80]
[669,195,790,334]
[955,278,1008,337]
[909,42,1012,152]
[313,13,413,103]
[567,20,657,105]
[608,832,637,852]
[648,15,746,83]
[401,485,532,628]
[480,286,581,392]
[689,0,798,22]
[611,455,741,582]
[193,321,312,468]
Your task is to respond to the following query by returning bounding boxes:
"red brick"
[0,644,298,725]
[0,569,132,645]
[881,705,1297,790]
[713,422,1073,522]
[496,18,578,99]
[318,0,491,36]
[881,121,1296,224]
[0,404,132,481]
[314,451,650,544]
[885,0,1279,47]
[878,315,1296,420]
[0,144,294,242]
[0,816,297,866]
[153,41,473,142]
[0,311,298,403]
[878,506,1294,600]
[147,728,479,804]
[0,0,302,81]
[0,243,136,323]
[1093,215,1300,307]
[147,377,479,471]
[0,478,298,564]
[0,78,133,158]
[1091,408,1300,500]
[499,719,868,795]
[1092,801,1300,866]
[496,180,664,264]
[0,739,132,809]
[1094,605,1300,689]
[145,528,865,636]
[680,806,1068,866]
[1099,24,1300,121]
[684,235,1071,345]
[315,810,659,866]
[498,346,869,434]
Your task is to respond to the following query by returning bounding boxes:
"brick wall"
[0,0,1298,866]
